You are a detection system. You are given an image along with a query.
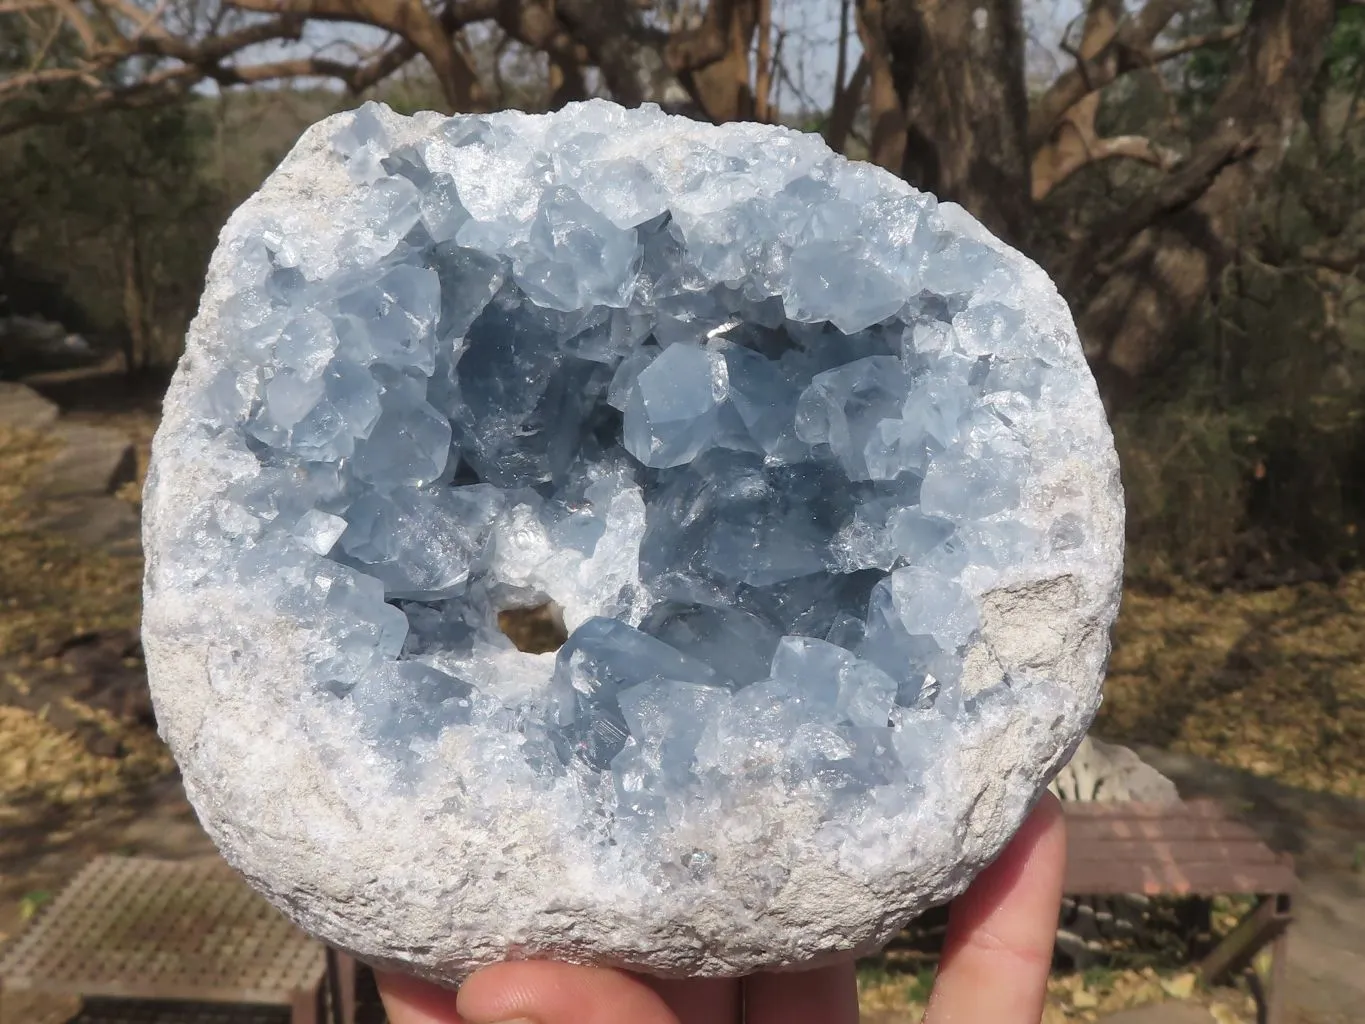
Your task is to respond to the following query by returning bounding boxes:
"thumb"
[378,961,683,1024]
[459,961,683,1024]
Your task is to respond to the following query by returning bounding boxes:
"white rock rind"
[143,102,1124,981]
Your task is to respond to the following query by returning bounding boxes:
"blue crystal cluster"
[176,101,1083,838]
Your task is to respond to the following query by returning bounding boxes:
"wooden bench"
[1063,799,1296,1024]
[0,857,357,1024]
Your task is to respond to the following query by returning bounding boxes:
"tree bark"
[547,57,587,109]
[121,227,149,375]
[233,0,487,111]
[825,54,868,154]
[1076,0,1339,406]
[673,0,759,122]
[554,0,651,106]
[871,0,1032,245]
[830,0,852,120]
[753,0,773,122]
[857,0,906,172]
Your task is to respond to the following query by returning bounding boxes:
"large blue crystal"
[172,99,1093,839]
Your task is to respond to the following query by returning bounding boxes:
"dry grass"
[0,702,172,810]
[0,427,58,506]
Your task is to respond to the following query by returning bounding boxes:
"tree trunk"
[825,54,868,155]
[753,0,773,122]
[547,55,587,109]
[121,229,148,376]
[555,0,652,106]
[857,0,906,171]
[870,0,1032,245]
[1076,0,1338,406]
[679,0,759,122]
[825,0,869,154]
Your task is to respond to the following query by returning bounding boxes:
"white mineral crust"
[143,100,1124,980]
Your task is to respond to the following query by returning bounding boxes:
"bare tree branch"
[830,0,850,112]
[1154,22,1244,61]
[1073,0,1339,403]
[45,0,98,53]
[1060,128,1256,295]
[1033,125,1182,200]
[225,0,486,108]
[1028,0,1244,154]
[135,16,305,63]
[1032,0,1185,200]
[0,0,767,133]
[1300,240,1365,277]
[0,0,385,133]
[0,65,102,98]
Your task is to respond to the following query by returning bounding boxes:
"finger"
[455,960,684,1024]
[379,964,738,1024]
[743,960,860,1024]
[924,791,1067,1024]
[644,976,743,1024]
[377,970,466,1024]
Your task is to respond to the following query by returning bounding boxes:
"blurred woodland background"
[2,0,1364,795]
[3,0,1364,586]
[1,4,1364,1021]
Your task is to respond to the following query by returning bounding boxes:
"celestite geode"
[142,100,1123,979]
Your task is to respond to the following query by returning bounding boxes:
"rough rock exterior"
[142,101,1124,981]
[1051,736,1180,805]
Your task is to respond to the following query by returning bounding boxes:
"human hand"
[378,792,1066,1024]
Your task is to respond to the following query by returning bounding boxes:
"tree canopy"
[3,0,1365,580]
[3,0,1361,397]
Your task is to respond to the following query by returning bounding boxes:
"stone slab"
[1096,1004,1217,1024]
[0,382,60,430]
[31,423,137,501]
[32,496,142,557]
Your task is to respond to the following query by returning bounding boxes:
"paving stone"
[32,424,137,501]
[0,382,60,430]
[1096,1003,1217,1024]
[33,496,142,557]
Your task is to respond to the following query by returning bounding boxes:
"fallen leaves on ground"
[0,425,172,884]
[857,964,1257,1022]
[1101,576,1365,798]
[0,702,171,811]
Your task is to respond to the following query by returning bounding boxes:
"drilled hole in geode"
[498,602,570,654]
